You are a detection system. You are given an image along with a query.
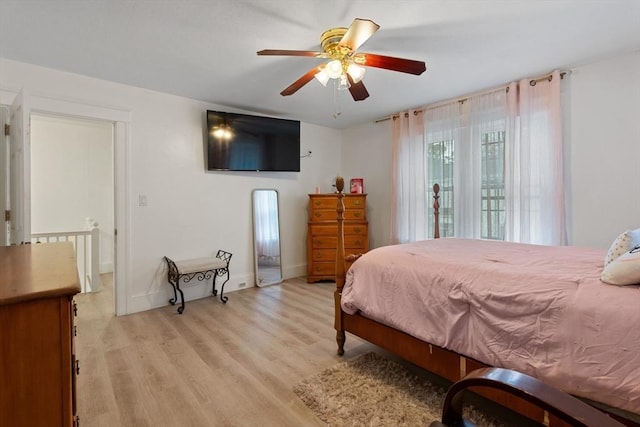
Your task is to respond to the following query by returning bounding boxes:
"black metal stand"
[164,250,232,314]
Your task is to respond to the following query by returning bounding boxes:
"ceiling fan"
[257,18,426,101]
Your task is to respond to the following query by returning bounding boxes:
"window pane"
[481,131,505,240]
[427,140,454,237]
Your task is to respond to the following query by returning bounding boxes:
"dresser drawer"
[309,224,367,236]
[310,197,339,210]
[312,235,367,249]
[344,196,366,209]
[309,224,337,236]
[310,209,366,222]
[309,195,366,209]
[310,261,335,276]
[346,224,367,236]
[312,249,336,261]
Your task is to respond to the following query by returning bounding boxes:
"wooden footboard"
[333,178,638,427]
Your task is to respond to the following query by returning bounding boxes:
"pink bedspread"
[341,238,640,414]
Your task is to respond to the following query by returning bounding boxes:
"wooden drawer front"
[310,224,367,236]
[344,196,365,209]
[311,209,365,221]
[345,224,367,235]
[313,249,336,261]
[309,224,337,236]
[312,235,367,249]
[310,261,335,275]
[310,197,340,210]
[310,196,365,209]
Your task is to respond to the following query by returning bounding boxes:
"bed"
[332,180,640,427]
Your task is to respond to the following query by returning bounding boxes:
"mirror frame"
[251,189,283,287]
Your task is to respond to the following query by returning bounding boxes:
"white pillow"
[604,228,640,266]
[601,248,640,286]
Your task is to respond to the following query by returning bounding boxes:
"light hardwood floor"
[75,276,379,427]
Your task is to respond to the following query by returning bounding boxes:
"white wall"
[566,51,640,248]
[0,58,342,314]
[341,121,393,249]
[31,114,114,272]
[341,50,640,250]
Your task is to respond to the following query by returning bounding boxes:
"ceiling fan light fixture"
[314,69,330,86]
[258,18,426,103]
[325,59,343,79]
[347,63,366,83]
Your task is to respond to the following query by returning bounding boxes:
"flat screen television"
[206,110,300,172]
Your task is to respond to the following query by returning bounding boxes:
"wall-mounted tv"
[206,110,300,172]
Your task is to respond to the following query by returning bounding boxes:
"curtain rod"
[375,70,568,123]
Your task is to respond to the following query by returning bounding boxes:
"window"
[480,131,505,240]
[426,131,505,240]
[393,72,565,245]
[427,140,455,237]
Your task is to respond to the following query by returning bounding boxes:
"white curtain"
[504,70,566,245]
[457,90,507,238]
[391,71,566,245]
[391,110,425,243]
[423,102,460,239]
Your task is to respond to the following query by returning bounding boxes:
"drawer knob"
[353,212,362,218]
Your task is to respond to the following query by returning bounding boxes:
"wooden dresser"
[307,193,368,283]
[0,242,81,427]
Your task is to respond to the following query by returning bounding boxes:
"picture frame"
[350,178,364,194]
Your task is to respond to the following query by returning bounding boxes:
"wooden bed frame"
[332,178,637,427]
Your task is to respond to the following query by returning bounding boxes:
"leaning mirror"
[252,189,283,287]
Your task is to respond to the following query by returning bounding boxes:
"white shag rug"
[294,352,507,427]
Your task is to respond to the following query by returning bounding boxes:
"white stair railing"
[31,219,100,293]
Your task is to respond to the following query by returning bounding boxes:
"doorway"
[2,91,130,316]
[30,113,115,295]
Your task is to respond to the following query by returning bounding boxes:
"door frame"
[2,89,131,316]
[0,106,8,246]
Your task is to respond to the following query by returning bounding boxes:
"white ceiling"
[1,0,639,129]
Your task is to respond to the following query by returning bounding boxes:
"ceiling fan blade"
[347,75,369,101]
[280,66,323,96]
[359,53,426,75]
[257,49,324,57]
[338,18,380,52]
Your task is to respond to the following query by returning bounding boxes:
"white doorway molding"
[6,89,131,316]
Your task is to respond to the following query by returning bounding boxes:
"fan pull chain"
[332,80,342,119]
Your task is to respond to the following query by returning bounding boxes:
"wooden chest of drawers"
[307,193,368,283]
[0,243,81,427]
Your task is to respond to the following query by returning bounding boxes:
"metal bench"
[164,250,232,314]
